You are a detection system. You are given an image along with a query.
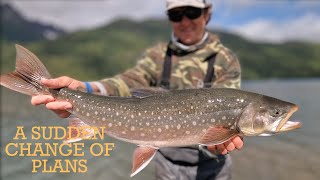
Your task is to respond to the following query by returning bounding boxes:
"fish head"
[238,95,301,136]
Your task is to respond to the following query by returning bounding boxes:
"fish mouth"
[276,104,300,132]
[278,120,302,132]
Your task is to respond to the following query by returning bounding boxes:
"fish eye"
[271,109,281,117]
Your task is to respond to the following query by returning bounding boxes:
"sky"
[3,0,320,43]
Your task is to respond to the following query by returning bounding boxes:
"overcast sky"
[3,0,320,43]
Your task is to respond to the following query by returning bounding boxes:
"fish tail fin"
[0,44,52,96]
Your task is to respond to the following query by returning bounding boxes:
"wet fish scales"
[57,88,251,147]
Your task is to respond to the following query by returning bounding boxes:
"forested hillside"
[2,19,319,80]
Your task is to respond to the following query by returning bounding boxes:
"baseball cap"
[166,0,212,10]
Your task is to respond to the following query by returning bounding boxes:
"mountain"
[0,4,65,42]
[1,18,319,80]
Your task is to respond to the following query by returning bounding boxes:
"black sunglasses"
[167,7,203,22]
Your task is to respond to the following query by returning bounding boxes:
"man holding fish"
[31,0,244,179]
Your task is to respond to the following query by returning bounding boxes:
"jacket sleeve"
[212,46,241,89]
[98,44,165,96]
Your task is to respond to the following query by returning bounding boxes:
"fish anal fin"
[131,146,158,177]
[64,115,99,144]
[200,126,239,145]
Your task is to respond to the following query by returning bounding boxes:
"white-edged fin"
[0,72,39,95]
[200,126,239,145]
[130,145,158,177]
[63,115,98,144]
[15,44,51,80]
[0,44,52,96]
[130,87,168,98]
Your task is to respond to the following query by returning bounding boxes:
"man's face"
[168,6,210,45]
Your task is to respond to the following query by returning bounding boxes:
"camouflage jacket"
[99,33,241,96]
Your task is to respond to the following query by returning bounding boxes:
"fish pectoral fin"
[63,115,98,144]
[200,126,239,145]
[130,145,158,177]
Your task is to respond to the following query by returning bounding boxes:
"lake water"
[1,79,319,180]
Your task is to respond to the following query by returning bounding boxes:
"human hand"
[31,76,85,118]
[207,136,244,155]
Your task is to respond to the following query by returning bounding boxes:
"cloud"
[213,0,320,11]
[3,0,320,43]
[230,13,320,43]
[212,0,275,17]
[5,0,165,31]
[294,1,320,9]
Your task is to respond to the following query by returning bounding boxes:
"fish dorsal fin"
[130,87,168,98]
[130,145,158,177]
[63,115,99,144]
[199,126,239,145]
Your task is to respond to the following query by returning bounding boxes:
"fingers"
[208,144,228,155]
[31,95,72,118]
[31,76,76,106]
[46,101,72,111]
[216,144,228,155]
[46,101,72,118]
[207,136,245,155]
[41,76,72,88]
[52,110,72,118]
[224,140,235,152]
[31,95,72,117]
[207,145,218,154]
[207,144,229,155]
[231,136,244,150]
[41,76,84,90]
[30,76,79,118]
[31,95,55,106]
[215,141,235,155]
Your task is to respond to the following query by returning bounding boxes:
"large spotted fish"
[0,45,301,177]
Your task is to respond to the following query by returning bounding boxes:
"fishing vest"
[158,43,224,165]
[160,43,217,89]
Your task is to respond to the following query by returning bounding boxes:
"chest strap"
[160,47,173,89]
[160,47,217,89]
[203,53,217,88]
